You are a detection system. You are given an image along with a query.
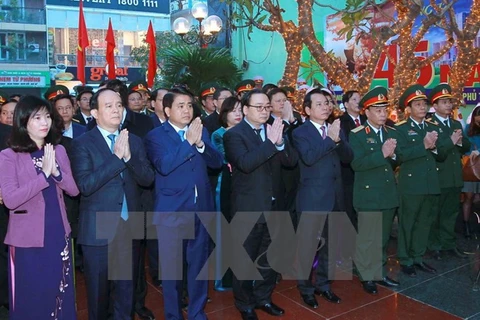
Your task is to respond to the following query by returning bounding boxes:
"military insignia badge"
[246,84,252,89]
[442,88,448,94]
[408,130,418,135]
[365,126,371,134]
[366,138,377,144]
[415,90,422,96]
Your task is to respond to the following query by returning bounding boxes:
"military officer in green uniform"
[350,86,400,294]
[427,83,470,260]
[395,84,449,277]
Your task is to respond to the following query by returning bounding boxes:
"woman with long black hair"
[0,95,79,319]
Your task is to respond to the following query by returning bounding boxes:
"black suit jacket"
[73,113,88,126]
[0,123,11,151]
[87,109,155,138]
[339,112,367,184]
[70,127,154,246]
[266,115,302,211]
[224,119,298,217]
[203,111,220,136]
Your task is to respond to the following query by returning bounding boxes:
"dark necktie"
[354,119,361,127]
[418,123,424,130]
[254,128,263,142]
[377,129,383,143]
[86,116,92,123]
[320,125,326,139]
[444,119,450,128]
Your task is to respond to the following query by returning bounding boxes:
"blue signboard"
[46,0,169,15]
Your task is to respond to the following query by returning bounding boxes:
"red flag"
[105,19,116,80]
[146,21,157,88]
[77,0,89,84]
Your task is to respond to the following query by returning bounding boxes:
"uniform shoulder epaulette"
[385,125,396,131]
[425,118,439,126]
[395,120,407,126]
[71,117,80,123]
[351,125,364,133]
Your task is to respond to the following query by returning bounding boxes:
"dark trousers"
[232,222,277,311]
[296,213,333,294]
[344,182,357,229]
[157,217,210,320]
[82,225,139,320]
[134,238,159,310]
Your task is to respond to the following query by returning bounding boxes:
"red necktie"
[354,119,361,127]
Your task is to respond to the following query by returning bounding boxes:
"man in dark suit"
[293,88,353,309]
[339,90,366,229]
[53,94,87,139]
[144,87,223,320]
[224,89,298,320]
[150,88,168,128]
[73,85,94,126]
[0,122,11,310]
[203,87,233,135]
[87,81,157,319]
[266,88,302,219]
[70,88,154,320]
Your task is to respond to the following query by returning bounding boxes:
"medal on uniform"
[407,130,418,135]
[366,138,377,144]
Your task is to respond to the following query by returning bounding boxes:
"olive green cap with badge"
[428,83,452,104]
[398,84,427,110]
[44,85,70,101]
[360,86,389,110]
[235,79,255,95]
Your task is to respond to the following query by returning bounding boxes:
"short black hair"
[150,88,168,101]
[8,95,62,152]
[342,90,359,104]
[105,79,128,106]
[90,88,122,110]
[302,88,329,113]
[240,89,266,107]
[52,94,74,108]
[262,83,278,94]
[219,96,241,128]
[213,87,232,100]
[267,87,287,101]
[77,89,93,101]
[162,88,193,112]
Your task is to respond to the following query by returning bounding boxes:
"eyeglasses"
[247,105,271,112]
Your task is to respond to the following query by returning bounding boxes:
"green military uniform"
[427,84,471,252]
[198,84,217,119]
[395,85,449,267]
[350,86,399,281]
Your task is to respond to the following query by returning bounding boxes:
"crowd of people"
[0,77,477,320]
